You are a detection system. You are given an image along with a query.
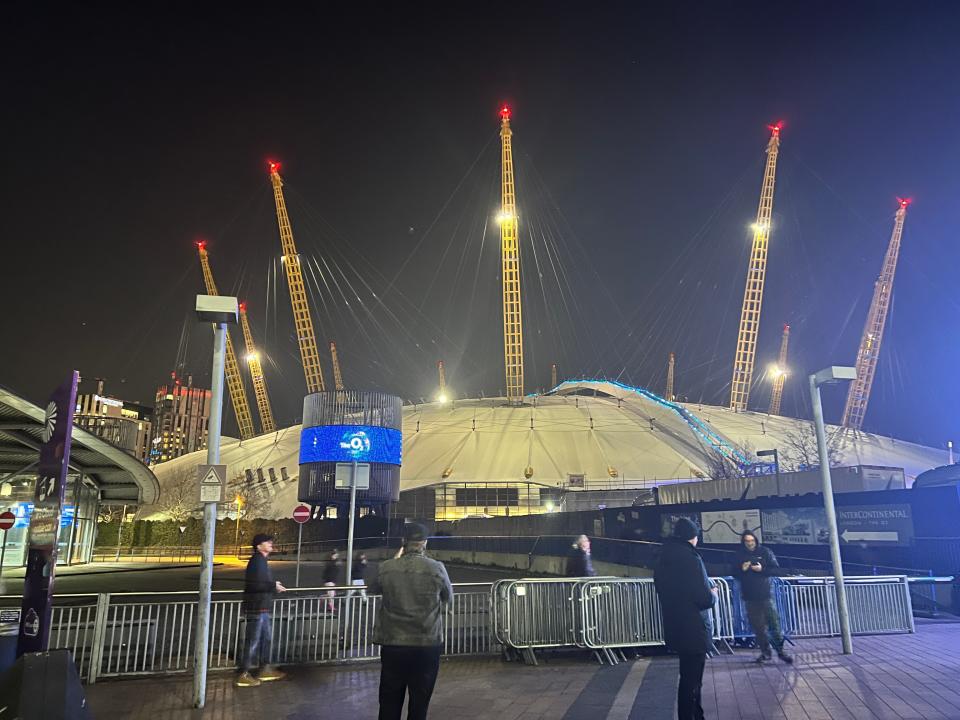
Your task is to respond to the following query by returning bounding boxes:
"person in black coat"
[654,518,716,720]
[566,535,596,577]
[731,532,792,664]
[237,534,287,687]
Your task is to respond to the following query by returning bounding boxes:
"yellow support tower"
[437,360,447,402]
[239,302,276,434]
[730,122,783,411]
[196,241,256,440]
[330,341,345,392]
[841,199,910,430]
[665,352,676,402]
[498,106,524,405]
[551,363,558,389]
[268,161,326,394]
[768,324,790,416]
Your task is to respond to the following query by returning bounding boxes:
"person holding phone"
[733,532,792,664]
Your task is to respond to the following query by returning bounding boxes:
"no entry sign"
[0,512,14,531]
[292,505,311,524]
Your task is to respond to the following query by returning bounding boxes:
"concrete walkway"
[85,622,960,719]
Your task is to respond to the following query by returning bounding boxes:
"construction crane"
[268,160,326,394]
[665,353,676,402]
[730,122,783,411]
[551,363,558,389]
[239,302,276,434]
[437,360,447,403]
[841,199,910,430]
[196,241,256,440]
[498,106,524,405]
[330,341,345,392]
[767,324,790,416]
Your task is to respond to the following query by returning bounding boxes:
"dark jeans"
[746,598,784,655]
[677,653,706,720]
[379,645,442,720]
[241,612,273,673]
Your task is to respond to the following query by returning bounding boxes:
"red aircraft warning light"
[897,197,912,209]
[268,160,281,174]
[196,239,207,251]
[500,105,511,121]
[768,121,784,135]
[239,301,247,313]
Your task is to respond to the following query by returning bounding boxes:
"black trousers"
[379,645,442,720]
[677,653,706,720]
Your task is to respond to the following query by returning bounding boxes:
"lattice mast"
[768,324,790,416]
[666,353,676,402]
[499,106,524,405]
[436,360,447,402]
[239,302,276,434]
[730,123,783,411]
[268,161,326,394]
[196,241,256,440]
[841,199,910,430]
[330,342,345,392]
[551,363,558,389]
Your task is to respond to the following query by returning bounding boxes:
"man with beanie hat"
[654,518,717,720]
[369,522,453,720]
[236,533,287,687]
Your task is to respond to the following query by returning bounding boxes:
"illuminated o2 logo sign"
[339,430,371,458]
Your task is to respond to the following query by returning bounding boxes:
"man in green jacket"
[369,522,453,720]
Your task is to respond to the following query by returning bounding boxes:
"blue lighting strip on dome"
[549,379,751,467]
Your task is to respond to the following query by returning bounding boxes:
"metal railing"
[0,583,493,683]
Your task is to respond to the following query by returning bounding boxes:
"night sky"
[2,4,959,449]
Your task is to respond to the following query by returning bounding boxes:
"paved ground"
[84,621,960,719]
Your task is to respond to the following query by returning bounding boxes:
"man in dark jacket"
[732,532,792,664]
[237,533,287,687]
[566,534,596,577]
[369,522,453,720]
[654,518,716,720]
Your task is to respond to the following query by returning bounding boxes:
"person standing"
[732,532,792,664]
[236,533,287,687]
[369,522,453,720]
[566,534,596,577]
[654,518,716,720]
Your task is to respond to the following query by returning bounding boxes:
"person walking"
[654,518,716,720]
[732,532,792,664]
[323,550,341,612]
[351,552,368,598]
[369,522,453,720]
[236,533,287,687]
[566,534,596,577]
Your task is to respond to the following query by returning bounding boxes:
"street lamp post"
[756,448,780,493]
[809,365,857,655]
[193,294,238,708]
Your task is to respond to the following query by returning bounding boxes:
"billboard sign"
[761,507,831,546]
[761,504,913,546]
[702,509,762,544]
[299,425,402,466]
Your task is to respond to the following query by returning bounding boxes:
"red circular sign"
[0,511,15,531]
[292,505,311,524]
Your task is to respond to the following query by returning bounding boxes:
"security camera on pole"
[193,294,238,708]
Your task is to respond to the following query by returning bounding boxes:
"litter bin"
[0,621,18,674]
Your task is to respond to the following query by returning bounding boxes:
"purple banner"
[17,372,79,656]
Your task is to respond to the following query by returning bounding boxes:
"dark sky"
[2,4,959,448]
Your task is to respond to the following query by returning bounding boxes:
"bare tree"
[226,471,272,520]
[779,423,842,472]
[706,440,756,480]
[156,465,199,522]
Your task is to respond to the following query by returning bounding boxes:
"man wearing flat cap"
[236,533,287,687]
[654,517,717,720]
[369,522,453,720]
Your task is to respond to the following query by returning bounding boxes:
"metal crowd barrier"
[777,576,914,637]
[493,577,734,665]
[0,583,494,683]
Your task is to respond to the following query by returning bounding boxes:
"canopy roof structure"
[0,386,159,504]
[149,381,944,520]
